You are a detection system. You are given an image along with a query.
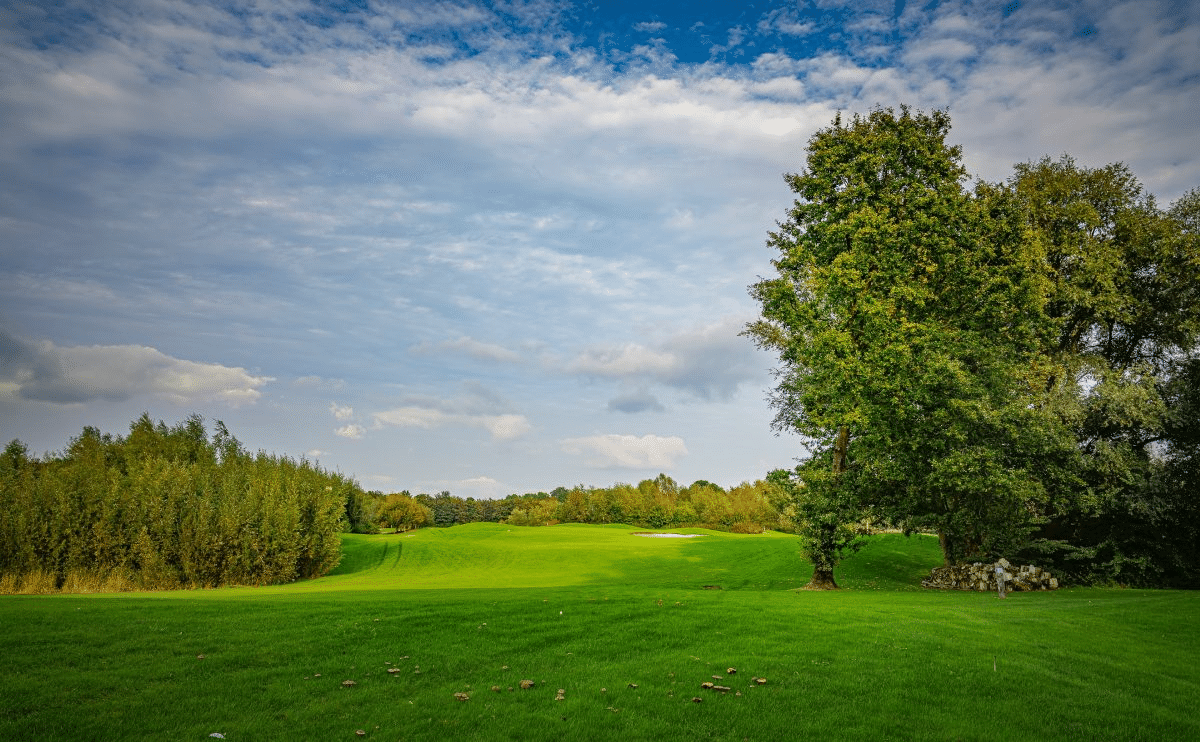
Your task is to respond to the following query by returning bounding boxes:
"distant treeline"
[1,415,355,593]
[353,473,793,534]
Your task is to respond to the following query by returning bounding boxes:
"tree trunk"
[832,425,849,475]
[804,425,852,590]
[939,531,952,566]
[806,567,839,590]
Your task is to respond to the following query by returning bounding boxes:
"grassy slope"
[2,524,1197,741]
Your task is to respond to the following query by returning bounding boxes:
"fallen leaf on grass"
[342,680,357,687]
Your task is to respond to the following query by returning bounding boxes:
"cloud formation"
[373,407,531,441]
[0,0,1195,495]
[334,423,366,440]
[568,317,763,401]
[0,331,269,406]
[561,433,688,469]
[371,385,531,441]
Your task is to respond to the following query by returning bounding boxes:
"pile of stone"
[922,557,1059,592]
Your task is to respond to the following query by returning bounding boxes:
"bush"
[0,415,354,592]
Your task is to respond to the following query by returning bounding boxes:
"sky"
[1,0,1198,498]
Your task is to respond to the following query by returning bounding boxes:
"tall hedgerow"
[0,414,356,592]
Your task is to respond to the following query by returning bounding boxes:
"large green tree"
[1011,160,1200,585]
[746,107,1072,583]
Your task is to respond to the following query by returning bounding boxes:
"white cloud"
[567,316,764,401]
[560,433,688,469]
[902,38,977,64]
[570,344,677,377]
[335,423,366,439]
[757,8,816,37]
[373,406,448,429]
[373,407,531,440]
[633,21,667,33]
[293,375,346,390]
[330,402,355,420]
[0,331,270,406]
[481,413,533,440]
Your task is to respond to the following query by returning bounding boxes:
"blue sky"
[2,0,1198,497]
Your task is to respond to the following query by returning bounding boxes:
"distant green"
[2,524,1197,741]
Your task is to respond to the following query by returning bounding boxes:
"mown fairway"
[2,524,1198,741]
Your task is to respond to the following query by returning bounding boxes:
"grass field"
[2,523,1198,741]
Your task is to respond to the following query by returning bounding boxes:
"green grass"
[2,523,1198,741]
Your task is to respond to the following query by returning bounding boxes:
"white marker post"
[995,563,1007,599]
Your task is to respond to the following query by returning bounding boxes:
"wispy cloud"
[608,389,666,414]
[757,8,815,38]
[410,336,523,363]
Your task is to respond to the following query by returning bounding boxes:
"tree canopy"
[745,106,1200,587]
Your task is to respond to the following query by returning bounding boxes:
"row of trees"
[747,106,1199,588]
[0,414,355,592]
[346,475,791,534]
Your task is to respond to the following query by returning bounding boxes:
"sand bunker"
[631,532,703,538]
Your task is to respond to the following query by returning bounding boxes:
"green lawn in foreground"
[2,523,1197,741]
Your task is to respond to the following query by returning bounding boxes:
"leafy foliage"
[767,467,866,588]
[746,108,1200,587]
[0,414,353,591]
[746,106,1072,579]
[1010,159,1200,586]
[376,491,433,532]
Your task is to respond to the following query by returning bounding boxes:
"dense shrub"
[0,414,354,592]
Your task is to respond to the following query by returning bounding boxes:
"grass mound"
[2,525,1197,741]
